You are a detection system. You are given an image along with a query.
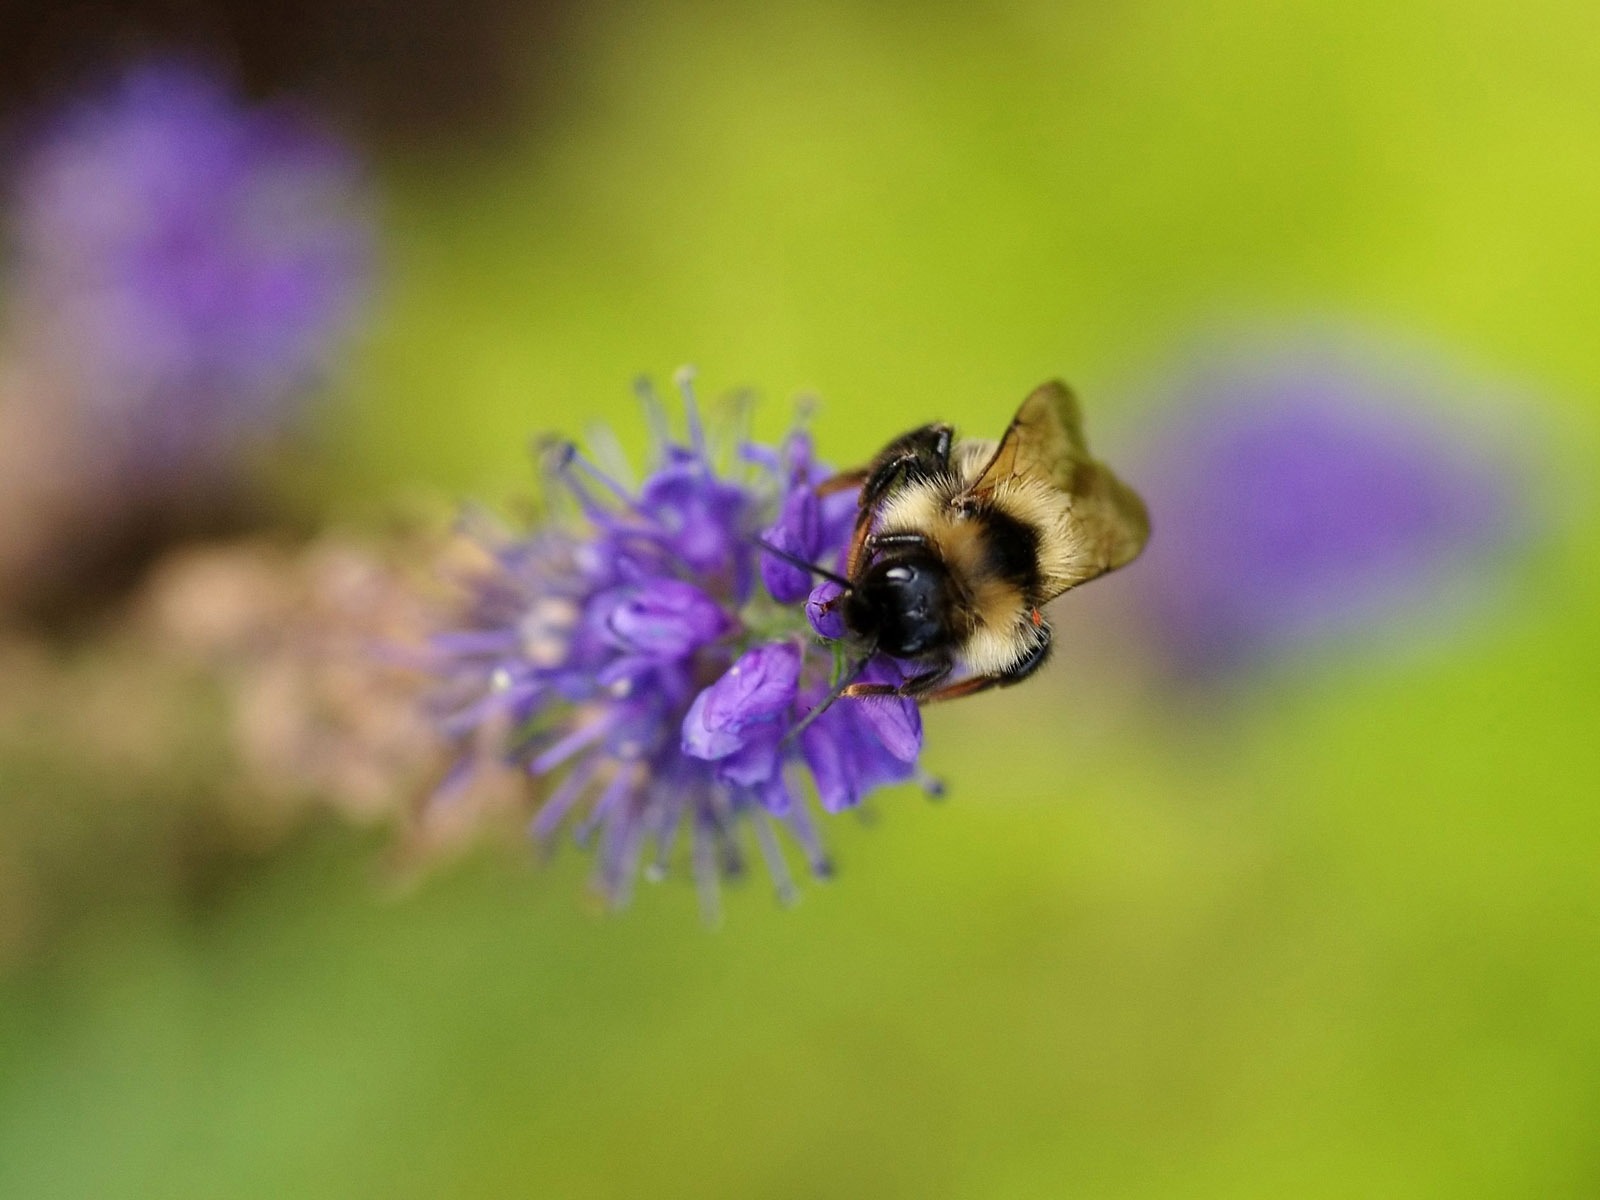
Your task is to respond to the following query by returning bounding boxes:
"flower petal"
[680,642,801,761]
[799,713,857,811]
[601,578,733,658]
[852,692,922,763]
[715,735,782,787]
[806,580,847,640]
[760,489,821,603]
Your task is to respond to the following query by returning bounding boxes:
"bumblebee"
[815,380,1149,702]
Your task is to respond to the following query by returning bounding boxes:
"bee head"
[844,553,957,658]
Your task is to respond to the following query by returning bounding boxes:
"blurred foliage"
[3,0,1600,1197]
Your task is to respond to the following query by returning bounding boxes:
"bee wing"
[966,380,1150,599]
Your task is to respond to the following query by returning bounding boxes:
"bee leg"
[846,424,954,574]
[867,530,933,553]
[918,631,1053,703]
[842,656,954,699]
[819,422,951,500]
[845,511,875,578]
[840,683,900,698]
[817,468,868,497]
[860,425,954,504]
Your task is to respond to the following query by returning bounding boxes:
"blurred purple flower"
[429,373,923,911]
[1131,347,1529,680]
[2,59,371,485]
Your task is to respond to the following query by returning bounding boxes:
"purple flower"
[1128,344,1530,680]
[2,59,371,487]
[682,643,803,761]
[806,580,849,640]
[429,372,925,911]
[798,658,922,811]
[758,430,858,603]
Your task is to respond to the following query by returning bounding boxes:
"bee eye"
[885,566,913,584]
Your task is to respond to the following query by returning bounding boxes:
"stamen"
[425,755,481,809]
[751,809,798,906]
[691,810,723,926]
[437,686,532,737]
[642,782,682,882]
[633,375,672,466]
[781,788,835,879]
[583,421,636,492]
[567,447,644,511]
[530,754,603,839]
[529,712,615,774]
[598,798,646,908]
[577,764,639,849]
[708,386,755,475]
[603,528,696,577]
[430,630,522,657]
[539,438,622,523]
[673,364,708,465]
[736,442,782,474]
[703,786,745,879]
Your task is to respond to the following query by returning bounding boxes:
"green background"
[4,1,1600,1195]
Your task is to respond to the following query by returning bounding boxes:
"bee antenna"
[784,653,872,746]
[753,537,852,589]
